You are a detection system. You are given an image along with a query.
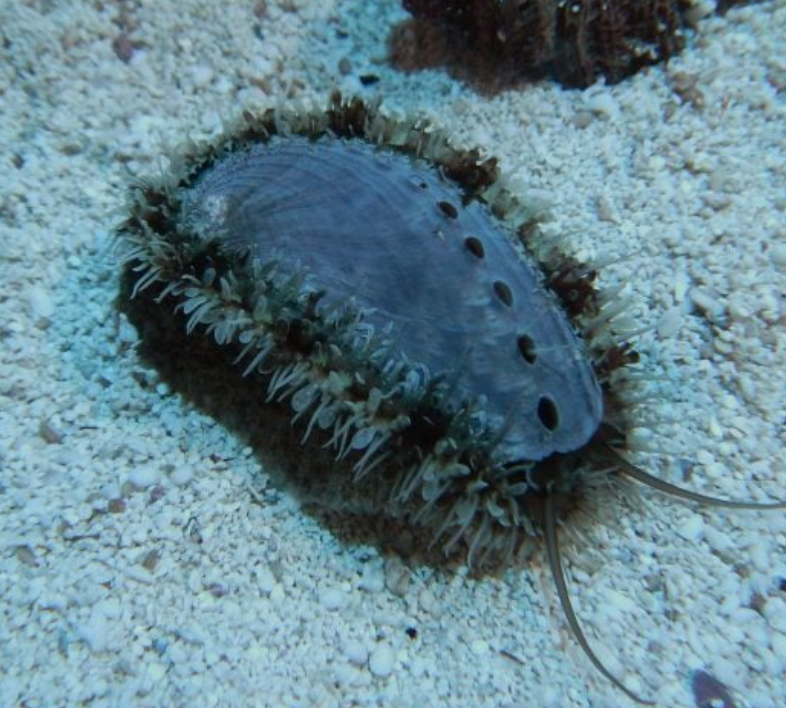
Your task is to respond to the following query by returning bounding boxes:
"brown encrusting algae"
[390,0,767,92]
[116,93,785,704]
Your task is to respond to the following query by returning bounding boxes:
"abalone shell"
[181,134,602,462]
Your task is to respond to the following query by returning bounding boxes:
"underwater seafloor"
[1,1,785,707]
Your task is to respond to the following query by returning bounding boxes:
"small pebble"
[100,483,122,500]
[141,550,161,571]
[658,305,683,338]
[117,317,139,344]
[596,194,617,222]
[112,34,135,63]
[770,243,786,271]
[358,563,385,593]
[344,639,367,666]
[256,568,276,594]
[771,633,786,665]
[149,485,166,503]
[191,64,215,88]
[584,90,618,117]
[748,541,769,574]
[418,588,438,615]
[39,419,64,444]
[470,639,489,656]
[572,110,593,128]
[703,525,732,553]
[126,566,154,584]
[368,643,395,677]
[15,546,38,567]
[148,662,167,682]
[128,464,159,489]
[604,588,638,614]
[270,584,285,603]
[517,188,554,213]
[320,587,346,611]
[677,513,705,542]
[691,288,726,324]
[384,557,410,597]
[28,285,54,320]
[763,597,786,632]
[673,271,689,303]
[170,464,194,487]
[208,583,228,598]
[79,616,109,653]
[39,593,68,611]
[108,499,126,513]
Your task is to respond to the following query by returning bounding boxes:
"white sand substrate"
[1,1,785,707]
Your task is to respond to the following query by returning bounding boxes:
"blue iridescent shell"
[182,135,602,463]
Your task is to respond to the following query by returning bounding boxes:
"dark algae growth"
[116,94,785,704]
[390,0,768,92]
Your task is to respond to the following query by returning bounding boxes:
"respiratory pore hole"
[465,236,485,259]
[537,396,559,431]
[493,280,513,307]
[517,334,537,364]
